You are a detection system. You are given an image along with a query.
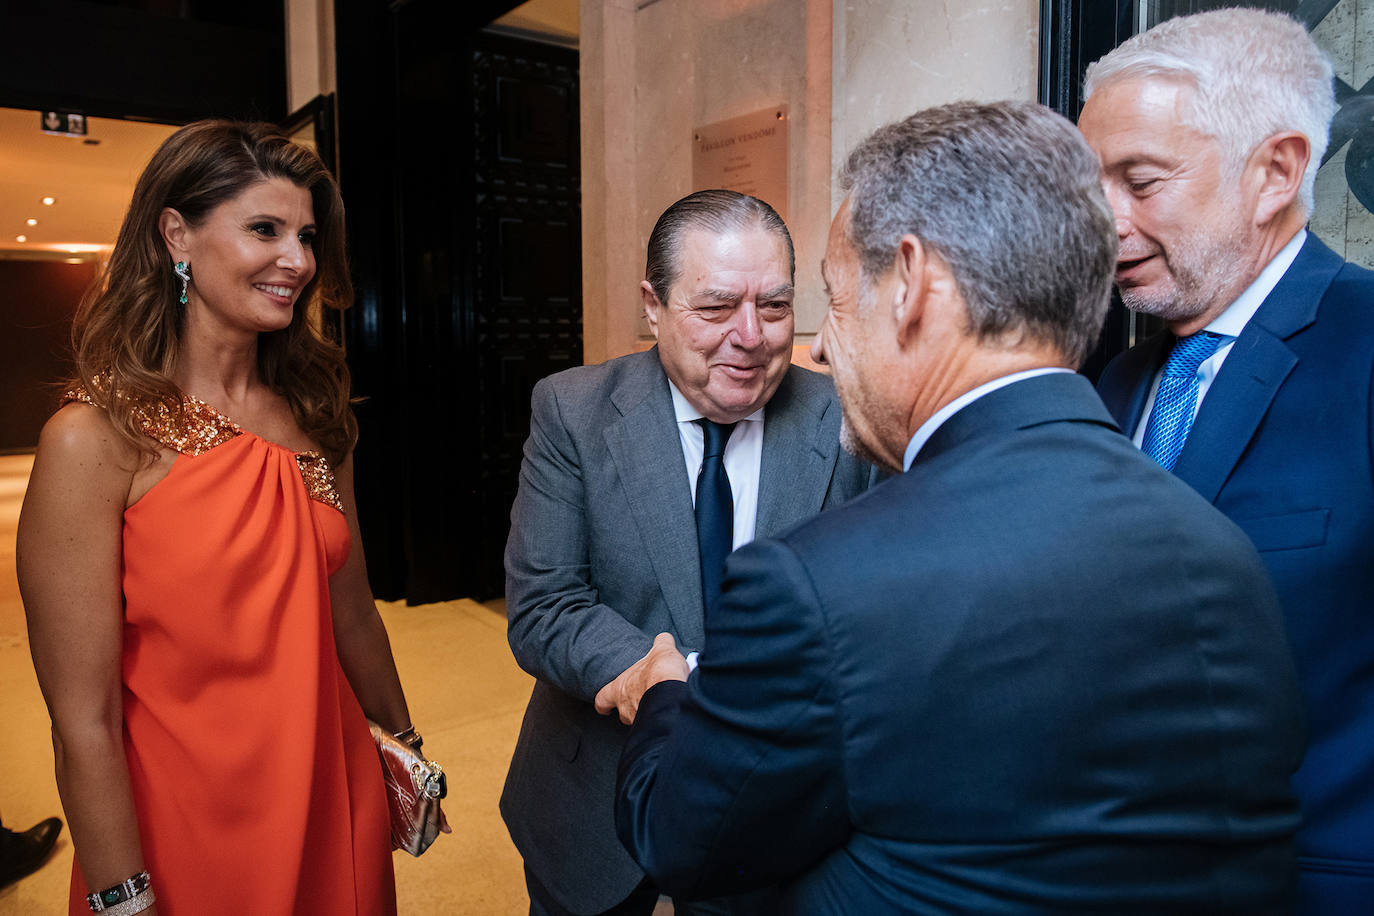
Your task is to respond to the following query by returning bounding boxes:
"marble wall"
[580,0,1041,362]
[581,0,830,361]
[285,0,336,113]
[581,0,643,364]
[832,0,1040,202]
[1310,0,1374,268]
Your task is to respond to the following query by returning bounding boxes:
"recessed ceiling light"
[26,218,38,226]
[16,235,28,242]
[42,197,55,206]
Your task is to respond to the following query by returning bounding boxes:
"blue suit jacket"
[616,373,1304,914]
[1098,234,1374,910]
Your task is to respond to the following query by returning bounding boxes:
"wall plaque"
[692,105,789,220]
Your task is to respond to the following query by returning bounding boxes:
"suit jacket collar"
[1099,332,1169,436]
[1247,232,1339,339]
[915,372,1118,467]
[1171,233,1341,501]
[602,350,840,647]
[1101,234,1343,432]
[755,367,845,539]
[604,349,704,646]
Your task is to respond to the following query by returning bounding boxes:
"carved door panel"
[469,34,582,599]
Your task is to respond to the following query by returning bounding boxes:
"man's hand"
[594,633,690,724]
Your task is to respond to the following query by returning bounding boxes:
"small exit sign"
[41,110,87,137]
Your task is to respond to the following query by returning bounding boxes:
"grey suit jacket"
[501,348,871,913]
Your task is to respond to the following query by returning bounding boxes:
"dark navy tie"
[695,419,736,612]
[1141,331,1223,471]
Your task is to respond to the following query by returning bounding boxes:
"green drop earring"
[173,261,191,305]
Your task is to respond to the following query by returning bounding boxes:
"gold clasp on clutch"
[411,761,447,799]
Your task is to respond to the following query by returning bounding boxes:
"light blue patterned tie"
[1141,331,1223,471]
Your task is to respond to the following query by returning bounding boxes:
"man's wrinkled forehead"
[668,225,790,293]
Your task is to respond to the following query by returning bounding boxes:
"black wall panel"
[0,0,286,123]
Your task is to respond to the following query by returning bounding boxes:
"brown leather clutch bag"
[368,720,449,856]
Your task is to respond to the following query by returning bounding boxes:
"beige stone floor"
[0,452,539,915]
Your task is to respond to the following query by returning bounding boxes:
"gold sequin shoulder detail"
[62,385,242,455]
[63,386,97,408]
[294,452,344,513]
[139,396,243,456]
[62,385,343,512]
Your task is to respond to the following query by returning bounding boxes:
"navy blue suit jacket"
[1098,234,1374,910]
[616,373,1304,914]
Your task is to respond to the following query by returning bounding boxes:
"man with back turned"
[1079,11,1374,910]
[611,100,1305,914]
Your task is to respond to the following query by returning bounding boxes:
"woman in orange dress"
[17,121,437,915]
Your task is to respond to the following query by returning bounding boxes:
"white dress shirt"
[904,368,1074,470]
[668,381,764,673]
[1132,229,1307,445]
[668,380,764,550]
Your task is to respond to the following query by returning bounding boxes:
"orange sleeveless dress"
[65,391,395,915]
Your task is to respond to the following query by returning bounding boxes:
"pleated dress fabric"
[65,391,395,916]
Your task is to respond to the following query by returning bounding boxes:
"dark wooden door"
[335,1,580,603]
[469,35,583,599]
[1038,0,1143,382]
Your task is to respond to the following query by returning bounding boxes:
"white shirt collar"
[1205,229,1306,338]
[668,379,765,425]
[903,367,1073,470]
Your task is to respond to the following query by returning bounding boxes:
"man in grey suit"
[501,189,872,916]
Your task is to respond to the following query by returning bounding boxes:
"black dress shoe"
[0,816,63,889]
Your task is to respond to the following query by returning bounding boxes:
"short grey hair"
[644,189,794,307]
[839,100,1117,368]
[1084,7,1335,213]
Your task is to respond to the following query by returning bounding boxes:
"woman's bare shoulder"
[33,401,140,489]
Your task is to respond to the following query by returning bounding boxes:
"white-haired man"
[1079,10,1374,912]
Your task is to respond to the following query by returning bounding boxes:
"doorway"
[335,0,582,602]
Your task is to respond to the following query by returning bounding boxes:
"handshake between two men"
[594,634,689,726]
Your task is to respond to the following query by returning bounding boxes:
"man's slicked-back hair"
[839,100,1117,367]
[644,189,794,307]
[1084,8,1335,213]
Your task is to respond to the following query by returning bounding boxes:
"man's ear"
[640,280,662,339]
[892,234,928,349]
[1250,131,1309,226]
[158,207,191,259]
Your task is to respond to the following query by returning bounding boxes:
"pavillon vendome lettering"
[700,125,777,151]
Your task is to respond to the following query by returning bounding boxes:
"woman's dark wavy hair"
[71,119,357,466]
